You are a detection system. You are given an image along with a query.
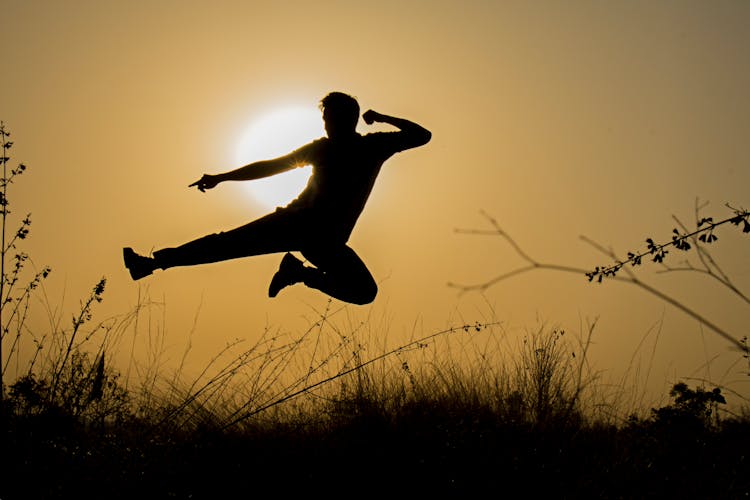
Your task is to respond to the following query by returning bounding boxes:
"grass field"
[3,305,749,499]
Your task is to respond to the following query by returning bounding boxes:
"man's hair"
[320,92,360,129]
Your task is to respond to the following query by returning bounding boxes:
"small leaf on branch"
[698,217,714,227]
[585,204,746,284]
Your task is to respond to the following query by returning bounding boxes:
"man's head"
[320,92,360,138]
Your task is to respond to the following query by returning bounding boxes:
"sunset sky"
[3,1,749,407]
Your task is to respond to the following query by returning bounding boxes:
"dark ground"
[4,406,749,499]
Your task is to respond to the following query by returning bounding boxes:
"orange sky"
[2,1,749,409]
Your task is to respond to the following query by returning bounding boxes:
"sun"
[235,105,324,209]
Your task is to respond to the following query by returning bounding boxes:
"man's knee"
[350,279,377,305]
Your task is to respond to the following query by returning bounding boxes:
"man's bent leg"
[299,245,377,305]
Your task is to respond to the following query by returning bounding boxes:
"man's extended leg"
[271,245,377,305]
[124,209,308,279]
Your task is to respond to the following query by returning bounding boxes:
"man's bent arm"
[363,110,432,147]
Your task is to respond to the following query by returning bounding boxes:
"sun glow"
[235,106,324,209]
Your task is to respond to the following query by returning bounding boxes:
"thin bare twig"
[451,211,746,352]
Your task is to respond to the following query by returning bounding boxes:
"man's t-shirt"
[281,131,420,241]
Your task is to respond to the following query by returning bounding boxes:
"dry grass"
[3,293,749,498]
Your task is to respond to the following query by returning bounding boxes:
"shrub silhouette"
[649,382,727,431]
[0,122,52,407]
[1,124,113,424]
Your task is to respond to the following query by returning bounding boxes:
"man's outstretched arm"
[189,150,305,192]
[363,110,432,148]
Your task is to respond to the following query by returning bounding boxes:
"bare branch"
[452,210,748,352]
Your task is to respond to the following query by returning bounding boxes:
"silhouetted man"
[123,92,431,305]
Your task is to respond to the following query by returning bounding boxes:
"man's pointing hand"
[189,174,220,192]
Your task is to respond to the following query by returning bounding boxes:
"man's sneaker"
[123,247,155,280]
[268,253,305,297]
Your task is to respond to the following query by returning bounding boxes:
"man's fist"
[363,110,381,125]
